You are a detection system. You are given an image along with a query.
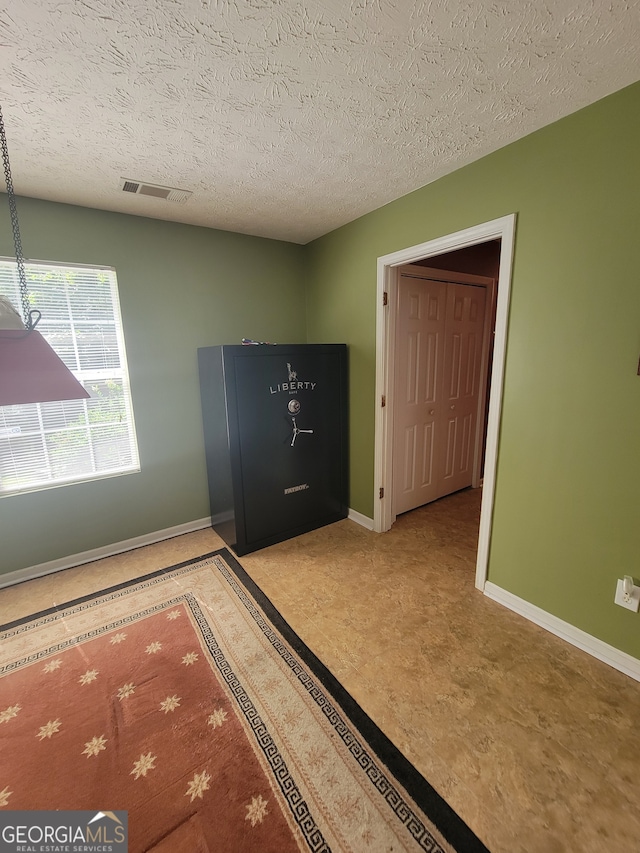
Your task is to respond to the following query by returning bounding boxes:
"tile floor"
[1,487,639,853]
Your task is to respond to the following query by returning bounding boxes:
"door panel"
[393,276,446,514]
[421,422,436,487]
[441,283,487,497]
[393,269,487,515]
[400,425,416,492]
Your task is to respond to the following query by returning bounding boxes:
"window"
[0,260,140,496]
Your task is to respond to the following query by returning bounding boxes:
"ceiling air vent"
[119,178,192,204]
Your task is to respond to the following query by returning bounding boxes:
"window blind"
[0,260,140,496]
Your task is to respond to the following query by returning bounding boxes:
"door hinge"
[379,487,384,499]
[381,395,386,407]
[383,291,388,306]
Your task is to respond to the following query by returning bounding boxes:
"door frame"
[373,214,517,590]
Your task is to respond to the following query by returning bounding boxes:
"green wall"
[0,199,306,573]
[2,82,639,662]
[305,81,640,659]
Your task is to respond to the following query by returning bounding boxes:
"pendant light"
[0,104,90,406]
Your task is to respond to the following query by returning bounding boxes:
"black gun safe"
[198,344,348,555]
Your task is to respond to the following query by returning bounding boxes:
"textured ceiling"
[0,0,639,244]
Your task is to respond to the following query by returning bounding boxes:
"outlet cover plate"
[614,579,640,612]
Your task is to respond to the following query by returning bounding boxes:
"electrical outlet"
[614,578,640,612]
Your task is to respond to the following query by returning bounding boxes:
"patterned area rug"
[0,549,489,852]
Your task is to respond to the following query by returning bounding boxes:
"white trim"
[348,508,375,530]
[0,255,116,273]
[1,509,374,591]
[0,516,214,589]
[374,214,517,593]
[485,581,640,683]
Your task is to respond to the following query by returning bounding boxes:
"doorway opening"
[373,215,516,590]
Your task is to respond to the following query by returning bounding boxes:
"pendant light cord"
[0,103,39,331]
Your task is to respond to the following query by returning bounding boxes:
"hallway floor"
[2,488,639,852]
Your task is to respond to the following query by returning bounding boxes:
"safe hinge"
[379,487,384,499]
[383,291,388,306]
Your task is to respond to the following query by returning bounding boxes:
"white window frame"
[0,258,140,497]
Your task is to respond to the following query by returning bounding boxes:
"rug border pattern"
[213,556,444,851]
[187,592,330,853]
[0,596,183,674]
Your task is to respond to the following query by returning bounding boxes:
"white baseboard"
[348,508,375,530]
[2,510,372,591]
[484,581,640,683]
[0,517,213,590]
